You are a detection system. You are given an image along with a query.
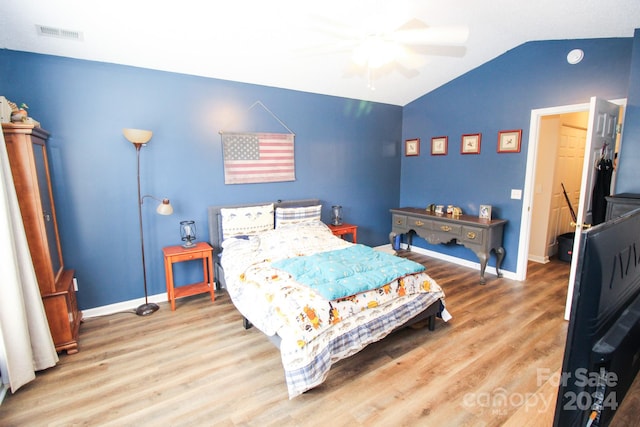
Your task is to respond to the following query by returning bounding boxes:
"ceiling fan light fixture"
[352,36,400,69]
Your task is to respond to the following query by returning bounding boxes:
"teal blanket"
[271,244,426,300]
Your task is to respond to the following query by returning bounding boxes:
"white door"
[563,97,620,319]
[554,125,586,238]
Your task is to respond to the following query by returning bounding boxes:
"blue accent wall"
[2,31,640,310]
[0,50,402,309]
[617,29,640,193]
[401,38,633,272]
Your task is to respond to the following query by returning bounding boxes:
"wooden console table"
[390,207,507,284]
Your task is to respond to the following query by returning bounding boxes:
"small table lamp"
[331,205,343,226]
[180,220,196,248]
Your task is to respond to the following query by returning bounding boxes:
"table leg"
[165,259,176,311]
[495,247,505,278]
[478,253,488,285]
[389,232,397,253]
[206,253,215,302]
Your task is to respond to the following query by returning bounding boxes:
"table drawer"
[169,251,206,263]
[434,222,461,236]
[461,226,485,245]
[407,217,432,231]
[392,214,407,228]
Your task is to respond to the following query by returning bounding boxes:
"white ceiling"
[1,0,640,106]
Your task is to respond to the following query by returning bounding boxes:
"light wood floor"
[1,253,638,426]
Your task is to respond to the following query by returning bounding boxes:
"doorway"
[516,99,626,283]
[528,112,588,264]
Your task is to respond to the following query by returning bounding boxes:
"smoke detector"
[566,49,584,65]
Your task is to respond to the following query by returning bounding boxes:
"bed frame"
[207,198,442,335]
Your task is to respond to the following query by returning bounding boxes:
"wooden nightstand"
[162,242,215,311]
[327,223,358,243]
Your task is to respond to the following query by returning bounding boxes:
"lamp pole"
[123,128,172,315]
[135,142,159,316]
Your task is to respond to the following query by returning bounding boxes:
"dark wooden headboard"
[207,198,320,287]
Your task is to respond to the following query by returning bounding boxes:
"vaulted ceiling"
[1,0,639,106]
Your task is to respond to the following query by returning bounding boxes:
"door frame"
[515,98,626,283]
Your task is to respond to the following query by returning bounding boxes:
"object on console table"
[327,223,358,243]
[389,207,507,284]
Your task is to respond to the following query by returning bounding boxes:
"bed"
[207,199,450,398]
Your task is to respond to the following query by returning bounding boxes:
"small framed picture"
[431,136,448,155]
[498,129,522,153]
[461,133,481,154]
[479,205,492,220]
[405,138,420,156]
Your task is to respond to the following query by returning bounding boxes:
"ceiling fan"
[304,15,469,89]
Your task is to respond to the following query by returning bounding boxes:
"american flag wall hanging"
[221,132,295,184]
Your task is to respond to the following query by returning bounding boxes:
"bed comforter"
[220,220,447,398]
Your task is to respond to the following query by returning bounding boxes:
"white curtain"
[0,128,58,393]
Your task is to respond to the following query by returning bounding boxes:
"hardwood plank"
[1,255,638,426]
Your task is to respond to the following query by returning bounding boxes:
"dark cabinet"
[605,193,640,221]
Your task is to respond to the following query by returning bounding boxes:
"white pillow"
[275,205,322,228]
[220,203,274,238]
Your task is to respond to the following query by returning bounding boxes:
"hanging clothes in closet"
[591,146,614,225]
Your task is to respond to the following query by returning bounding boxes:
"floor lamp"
[123,128,174,316]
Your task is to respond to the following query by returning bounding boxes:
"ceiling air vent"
[36,25,84,41]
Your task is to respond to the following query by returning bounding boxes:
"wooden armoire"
[2,122,81,354]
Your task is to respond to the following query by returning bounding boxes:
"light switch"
[511,189,522,200]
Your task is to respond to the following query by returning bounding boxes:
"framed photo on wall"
[461,133,481,154]
[498,129,522,153]
[405,138,420,156]
[431,136,448,155]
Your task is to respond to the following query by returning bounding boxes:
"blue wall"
[617,28,640,193]
[0,50,402,309]
[401,38,634,272]
[2,32,640,310]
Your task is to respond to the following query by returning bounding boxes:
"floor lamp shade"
[123,128,153,144]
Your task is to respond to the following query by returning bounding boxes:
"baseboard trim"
[81,293,167,318]
[528,254,550,264]
[375,243,516,281]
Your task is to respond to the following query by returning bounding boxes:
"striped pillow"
[275,205,322,228]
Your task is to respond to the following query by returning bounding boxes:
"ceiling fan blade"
[306,14,362,40]
[342,61,366,78]
[343,59,420,82]
[294,39,359,56]
[393,62,421,79]
[410,44,468,58]
[394,47,427,69]
[389,26,469,46]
